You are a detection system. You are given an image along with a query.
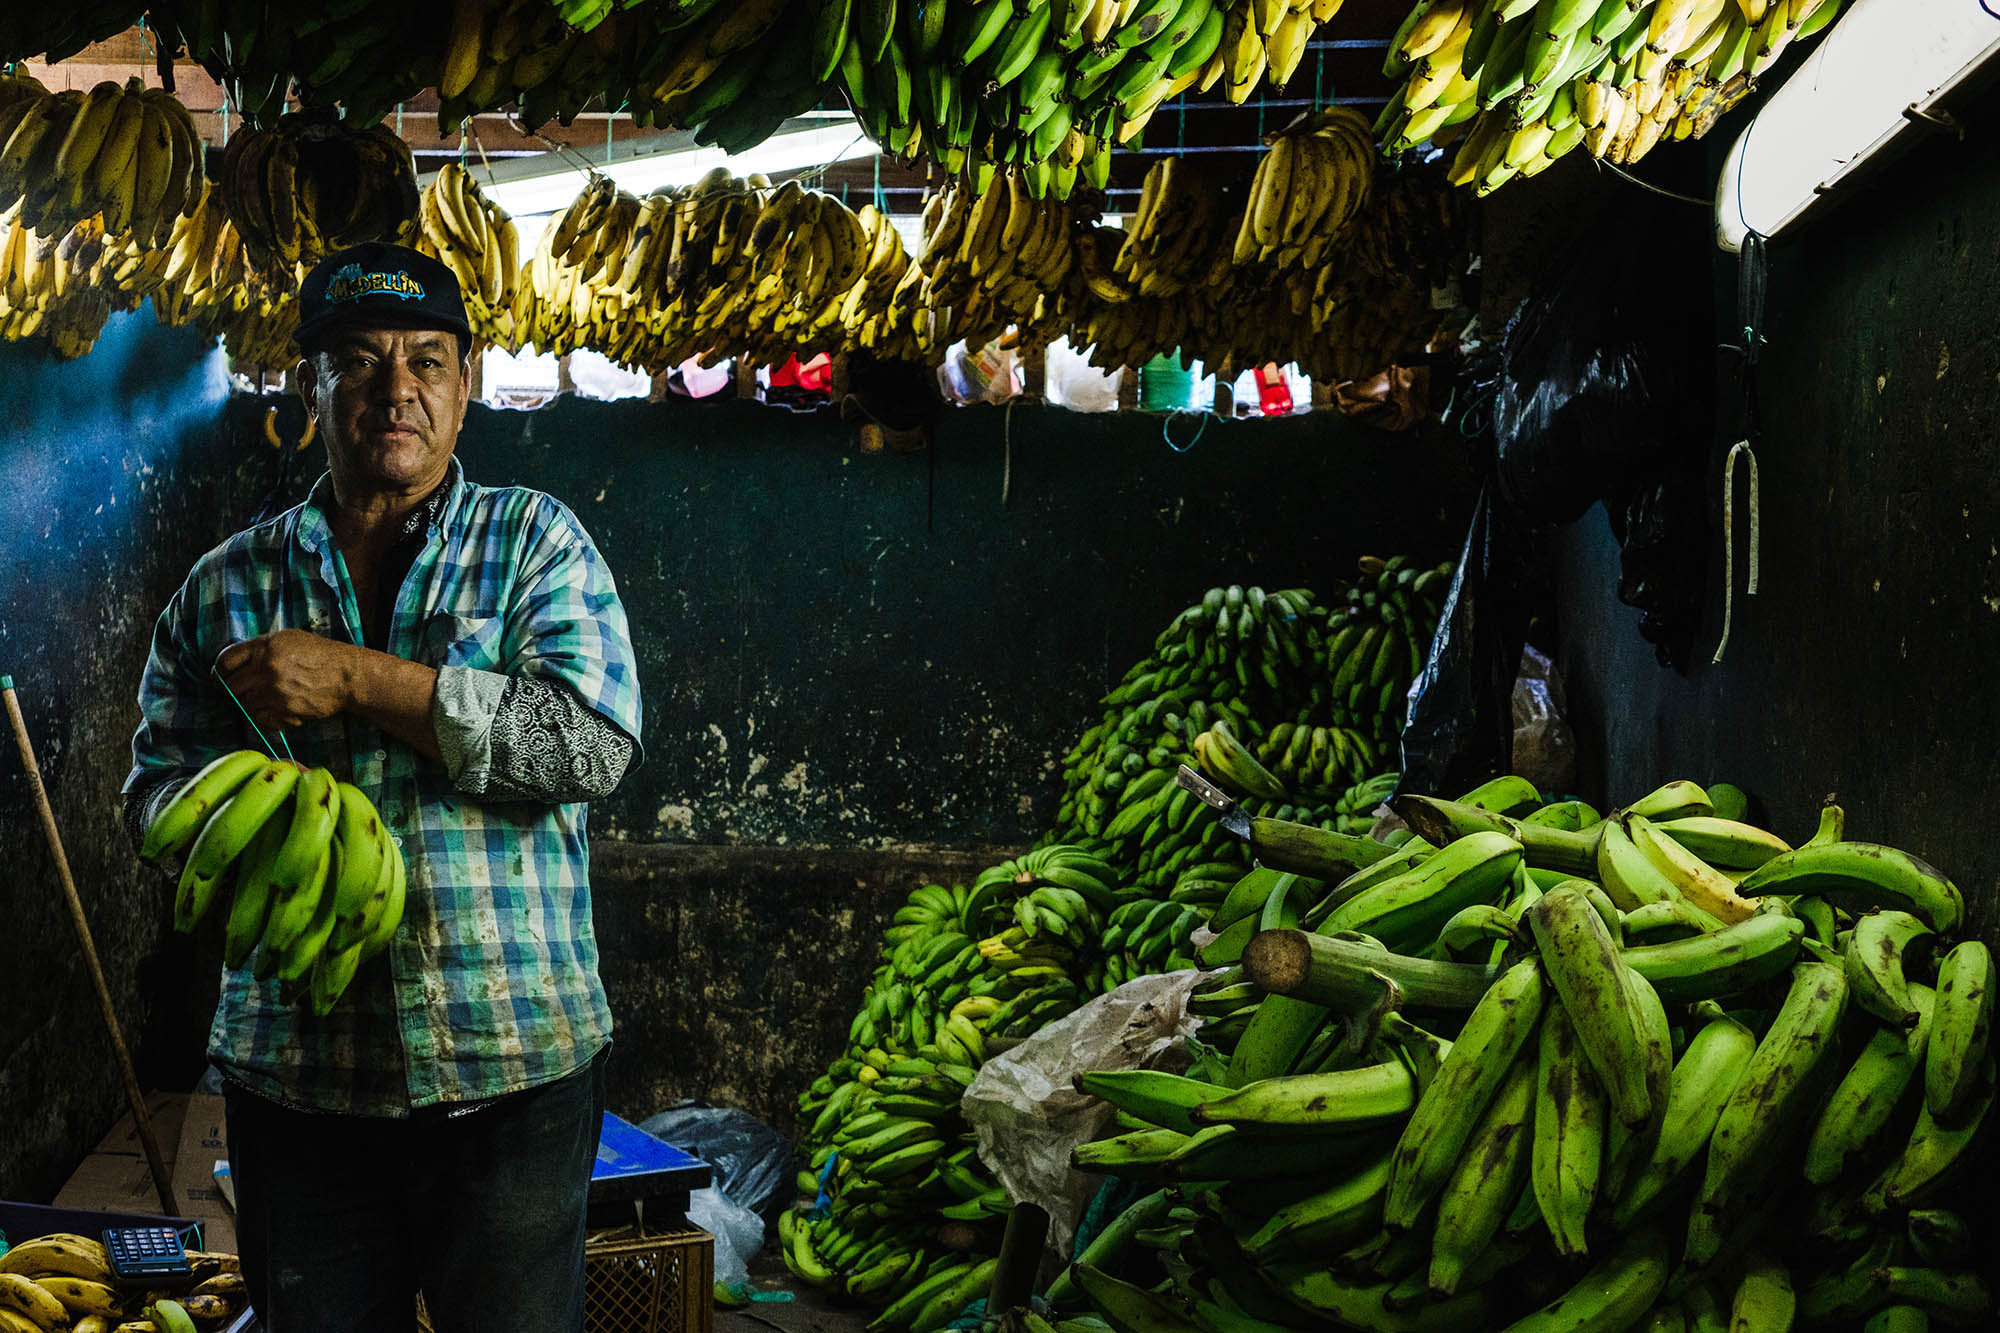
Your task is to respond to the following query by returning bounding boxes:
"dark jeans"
[224,1050,607,1333]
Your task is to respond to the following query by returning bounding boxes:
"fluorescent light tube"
[1715,0,2000,252]
[447,116,878,219]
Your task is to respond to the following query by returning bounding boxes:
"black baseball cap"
[294,242,473,353]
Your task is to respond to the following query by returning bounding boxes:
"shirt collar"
[296,455,466,554]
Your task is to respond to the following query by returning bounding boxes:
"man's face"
[298,325,469,498]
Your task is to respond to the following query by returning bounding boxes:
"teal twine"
[1162,409,1212,453]
[211,666,294,763]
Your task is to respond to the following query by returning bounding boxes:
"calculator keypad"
[102,1227,193,1281]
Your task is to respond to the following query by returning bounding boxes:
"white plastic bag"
[1511,645,1577,795]
[961,971,1206,1258]
[1045,337,1122,413]
[685,1185,764,1288]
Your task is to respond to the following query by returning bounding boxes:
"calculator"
[101,1226,195,1286]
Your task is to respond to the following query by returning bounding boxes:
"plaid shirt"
[124,458,642,1116]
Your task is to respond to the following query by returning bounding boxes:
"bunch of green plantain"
[138,749,407,1015]
[1321,553,1454,737]
[784,576,1463,1331]
[1059,567,1452,906]
[1047,773,1995,1332]
[784,847,1137,1327]
[0,3,144,68]
[1374,0,1848,195]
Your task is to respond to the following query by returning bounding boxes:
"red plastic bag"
[1254,363,1293,416]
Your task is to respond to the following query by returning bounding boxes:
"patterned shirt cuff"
[124,774,189,856]
[435,667,636,802]
[433,664,510,792]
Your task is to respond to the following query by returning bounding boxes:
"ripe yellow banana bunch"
[512,168,1043,376]
[1062,138,1446,386]
[417,162,522,351]
[1115,157,1234,300]
[0,208,110,357]
[149,185,269,330]
[0,1231,250,1330]
[1336,167,1464,286]
[1233,106,1378,270]
[433,0,615,132]
[139,750,407,1015]
[906,172,1081,359]
[213,297,308,381]
[216,115,420,274]
[0,76,205,248]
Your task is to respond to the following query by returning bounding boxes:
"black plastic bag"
[637,1102,792,1218]
[1396,488,1534,798]
[1485,199,1710,671]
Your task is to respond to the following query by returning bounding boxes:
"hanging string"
[211,666,294,763]
[1162,410,1211,453]
[1002,397,1014,506]
[1714,231,1767,665]
[1595,158,1712,208]
[469,121,495,184]
[1712,441,1760,665]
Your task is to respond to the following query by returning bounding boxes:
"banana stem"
[2,674,182,1218]
[987,1201,1051,1315]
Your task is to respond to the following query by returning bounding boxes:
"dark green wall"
[1552,101,2000,940]
[0,320,1476,1195]
[445,393,1476,848]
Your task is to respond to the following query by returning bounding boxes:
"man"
[123,243,643,1332]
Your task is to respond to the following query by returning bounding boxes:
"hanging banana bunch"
[215,113,419,278]
[0,76,206,246]
[1376,0,1848,193]
[416,162,522,351]
[1232,106,1377,270]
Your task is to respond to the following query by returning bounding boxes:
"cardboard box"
[90,1090,188,1157]
[53,1091,237,1254]
[53,1091,184,1216]
[168,1093,236,1254]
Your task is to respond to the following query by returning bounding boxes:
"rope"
[1712,441,1760,665]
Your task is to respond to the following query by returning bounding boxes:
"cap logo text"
[325,263,424,305]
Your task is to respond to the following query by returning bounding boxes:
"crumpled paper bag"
[1335,365,1431,431]
[961,971,1206,1259]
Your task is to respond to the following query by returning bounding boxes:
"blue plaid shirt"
[125,458,642,1116]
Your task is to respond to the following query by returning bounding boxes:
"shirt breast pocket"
[423,613,509,672]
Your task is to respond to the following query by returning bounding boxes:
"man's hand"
[216,629,445,762]
[216,629,358,732]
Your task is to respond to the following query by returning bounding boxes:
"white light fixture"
[1715,0,2000,253]
[444,116,879,219]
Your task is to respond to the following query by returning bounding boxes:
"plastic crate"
[583,1224,713,1333]
[417,1223,713,1333]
